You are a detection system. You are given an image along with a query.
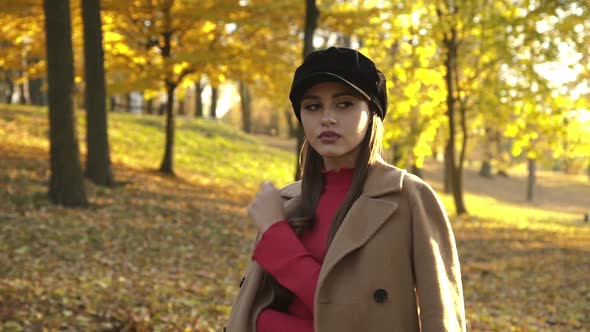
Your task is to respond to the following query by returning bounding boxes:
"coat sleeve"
[225,231,266,332]
[257,308,314,332]
[409,179,466,332]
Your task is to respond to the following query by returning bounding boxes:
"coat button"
[374,288,388,303]
[239,277,245,288]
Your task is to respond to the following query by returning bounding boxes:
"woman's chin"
[316,149,346,159]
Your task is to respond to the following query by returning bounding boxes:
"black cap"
[289,47,387,122]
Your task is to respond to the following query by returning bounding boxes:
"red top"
[252,168,354,332]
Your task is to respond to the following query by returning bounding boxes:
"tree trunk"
[391,143,403,165]
[194,81,203,117]
[442,12,467,214]
[11,81,19,103]
[210,85,218,118]
[411,164,423,179]
[337,34,352,48]
[270,105,279,136]
[125,93,132,112]
[239,81,252,133]
[479,127,493,177]
[451,165,467,213]
[479,161,492,177]
[527,158,536,202]
[43,0,88,207]
[158,100,165,115]
[284,106,296,138]
[146,97,154,114]
[109,95,116,112]
[82,0,114,186]
[178,98,185,115]
[3,74,14,103]
[158,23,177,175]
[495,130,509,177]
[444,143,452,193]
[29,77,46,105]
[562,158,570,174]
[159,83,176,175]
[20,37,31,104]
[18,77,30,104]
[295,0,319,180]
[455,95,469,213]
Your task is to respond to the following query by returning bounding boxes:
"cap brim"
[293,72,372,102]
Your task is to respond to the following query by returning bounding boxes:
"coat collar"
[362,156,406,197]
[279,156,407,199]
[278,156,407,321]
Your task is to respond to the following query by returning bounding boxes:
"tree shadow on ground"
[0,144,255,330]
[421,161,590,216]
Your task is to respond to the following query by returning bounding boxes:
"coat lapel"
[314,158,406,305]
[278,158,407,309]
[314,195,398,303]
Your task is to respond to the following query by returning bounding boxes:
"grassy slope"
[0,104,296,191]
[1,104,589,331]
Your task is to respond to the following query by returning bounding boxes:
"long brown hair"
[262,111,384,312]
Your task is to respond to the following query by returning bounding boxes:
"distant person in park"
[225,47,465,332]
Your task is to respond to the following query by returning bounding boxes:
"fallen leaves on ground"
[2,145,589,331]
[1,105,589,331]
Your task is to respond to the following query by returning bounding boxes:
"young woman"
[225,47,465,332]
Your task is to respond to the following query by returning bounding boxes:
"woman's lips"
[319,131,340,143]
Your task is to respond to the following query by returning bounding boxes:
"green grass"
[0,103,296,192]
[1,104,589,331]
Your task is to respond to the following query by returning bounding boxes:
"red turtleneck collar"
[321,167,354,191]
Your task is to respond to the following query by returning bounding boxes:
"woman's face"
[300,81,371,171]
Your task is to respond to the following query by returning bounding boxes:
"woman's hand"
[247,182,286,233]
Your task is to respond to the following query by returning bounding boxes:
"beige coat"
[225,158,465,331]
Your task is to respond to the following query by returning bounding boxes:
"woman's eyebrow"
[301,94,320,101]
[301,91,358,101]
[332,91,359,98]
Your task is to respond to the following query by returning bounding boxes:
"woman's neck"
[321,147,360,171]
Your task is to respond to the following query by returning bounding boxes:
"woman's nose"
[321,108,336,125]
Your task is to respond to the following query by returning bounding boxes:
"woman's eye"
[303,104,321,111]
[336,101,353,108]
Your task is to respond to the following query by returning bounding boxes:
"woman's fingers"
[260,181,276,190]
[249,181,285,233]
